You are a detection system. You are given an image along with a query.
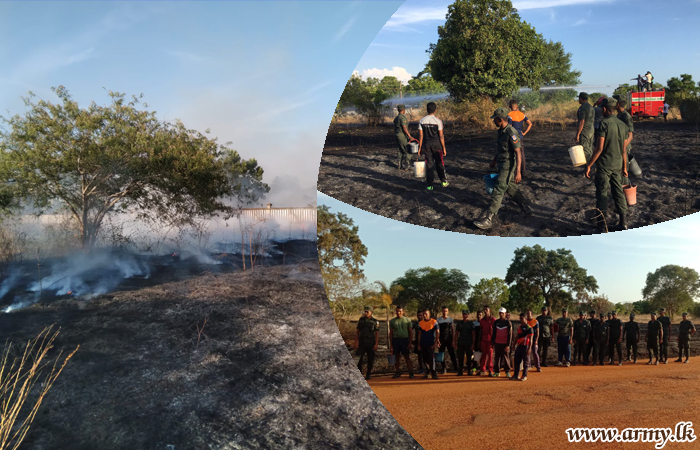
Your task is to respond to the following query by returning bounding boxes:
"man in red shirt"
[479,306,497,376]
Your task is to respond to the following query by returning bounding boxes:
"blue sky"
[0,1,402,206]
[319,192,700,305]
[354,0,700,96]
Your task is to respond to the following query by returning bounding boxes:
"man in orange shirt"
[508,99,532,174]
[525,309,541,372]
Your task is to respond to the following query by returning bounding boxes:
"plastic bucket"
[483,173,499,195]
[408,141,419,154]
[623,184,637,205]
[629,155,642,177]
[414,161,426,178]
[473,351,483,362]
[434,352,445,362]
[387,355,396,366]
[568,145,586,167]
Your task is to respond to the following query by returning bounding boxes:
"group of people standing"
[354,305,696,381]
[632,72,655,92]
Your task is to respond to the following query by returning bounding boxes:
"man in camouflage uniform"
[593,313,609,365]
[536,307,554,367]
[555,309,574,367]
[576,92,596,162]
[393,104,416,171]
[616,99,637,185]
[572,312,591,365]
[585,310,598,365]
[474,108,532,230]
[623,313,640,363]
[607,311,624,365]
[657,308,672,364]
[354,306,379,380]
[647,312,663,365]
[676,312,696,363]
[585,98,631,232]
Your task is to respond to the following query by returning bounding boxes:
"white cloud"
[383,6,446,29]
[574,19,587,26]
[513,0,610,9]
[360,67,413,84]
[332,15,357,43]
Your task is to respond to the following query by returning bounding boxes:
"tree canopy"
[427,0,580,100]
[0,86,268,248]
[393,267,470,314]
[336,74,392,125]
[468,277,509,312]
[665,74,700,106]
[405,74,447,96]
[642,265,700,319]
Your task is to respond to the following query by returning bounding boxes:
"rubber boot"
[618,213,628,231]
[474,212,495,230]
[512,191,532,216]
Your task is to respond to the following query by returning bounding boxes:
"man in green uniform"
[474,108,532,230]
[555,309,574,367]
[616,99,636,185]
[607,311,623,365]
[454,310,476,376]
[354,306,379,380]
[623,313,640,363]
[647,312,663,365]
[572,312,591,366]
[676,313,696,363]
[593,313,609,365]
[657,308,672,364]
[585,98,631,232]
[393,104,416,171]
[389,305,415,379]
[585,310,598,365]
[576,92,596,162]
[536,307,554,367]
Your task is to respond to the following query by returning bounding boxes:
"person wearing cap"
[511,312,534,381]
[507,99,532,174]
[412,310,425,374]
[623,313,641,364]
[572,312,591,366]
[417,308,441,379]
[418,102,448,191]
[389,305,415,379]
[555,309,574,367]
[576,92,596,162]
[593,313,609,365]
[657,308,671,364]
[393,104,417,171]
[492,307,512,378]
[479,306,497,375]
[607,311,623,365]
[676,313,696,363]
[585,97,631,232]
[473,107,532,230]
[585,310,598,365]
[354,306,380,380]
[536,307,554,367]
[646,312,663,365]
[594,97,605,131]
[525,309,541,372]
[454,310,476,376]
[437,306,458,374]
[615,99,636,186]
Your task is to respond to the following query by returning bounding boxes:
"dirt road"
[369,359,700,450]
[319,121,700,237]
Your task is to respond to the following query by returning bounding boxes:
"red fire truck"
[626,89,665,119]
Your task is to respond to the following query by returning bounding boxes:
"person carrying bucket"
[389,305,415,379]
[418,102,448,191]
[585,97,631,232]
[393,104,417,171]
[575,92,596,162]
[616,99,637,185]
[473,108,532,230]
[354,306,379,380]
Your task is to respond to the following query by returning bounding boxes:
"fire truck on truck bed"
[626,89,665,119]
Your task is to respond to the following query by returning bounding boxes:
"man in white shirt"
[663,102,670,122]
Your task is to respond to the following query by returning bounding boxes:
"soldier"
[572,312,591,365]
[585,97,631,232]
[594,97,605,131]
[393,104,417,171]
[389,305,415,379]
[511,312,534,382]
[525,309,541,372]
[585,310,598,365]
[607,311,624,365]
[492,308,512,378]
[471,310,483,375]
[454,310,476,376]
[473,108,532,230]
[623,313,641,363]
[555,308,574,367]
[676,312,696,363]
[647,312,663,365]
[657,308,672,364]
[606,311,612,325]
[354,306,379,380]
[576,92,596,162]
[507,99,532,175]
[437,306,457,374]
[536,307,554,367]
[418,102,448,191]
[593,313,609,365]
[616,99,636,186]
[479,306,496,376]
[412,310,424,374]
[417,308,441,379]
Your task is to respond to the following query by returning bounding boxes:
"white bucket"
[408,141,419,154]
[414,161,425,178]
[473,351,483,362]
[568,145,586,167]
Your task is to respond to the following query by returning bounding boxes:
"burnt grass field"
[318,121,700,237]
[0,254,422,449]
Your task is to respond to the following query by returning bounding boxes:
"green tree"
[505,245,598,312]
[337,74,392,124]
[632,299,651,314]
[468,277,510,312]
[586,294,614,316]
[665,74,700,106]
[504,281,543,313]
[393,267,470,315]
[378,76,402,97]
[0,87,267,248]
[427,0,579,100]
[405,74,447,96]
[642,265,700,319]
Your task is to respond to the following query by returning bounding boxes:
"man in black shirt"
[573,312,590,365]
[536,307,554,367]
[607,311,623,365]
[585,310,598,365]
[454,310,476,376]
[657,308,671,364]
[593,313,609,365]
[676,312,696,363]
[623,313,640,363]
[647,312,663,365]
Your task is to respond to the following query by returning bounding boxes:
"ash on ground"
[1,261,422,450]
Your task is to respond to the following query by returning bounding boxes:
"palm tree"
[366,281,404,346]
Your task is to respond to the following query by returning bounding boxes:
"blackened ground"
[318,121,700,237]
[1,262,422,450]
